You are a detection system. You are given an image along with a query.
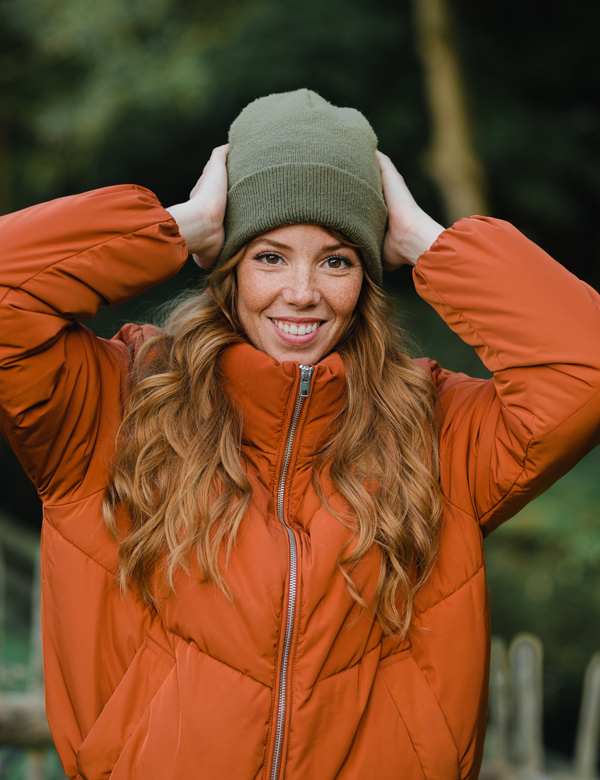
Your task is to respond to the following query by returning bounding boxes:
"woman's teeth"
[274,320,320,336]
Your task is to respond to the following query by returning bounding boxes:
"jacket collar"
[219,343,346,457]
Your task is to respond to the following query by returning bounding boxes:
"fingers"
[376,150,409,193]
[190,144,229,199]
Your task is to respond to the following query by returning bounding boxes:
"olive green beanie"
[218,89,388,284]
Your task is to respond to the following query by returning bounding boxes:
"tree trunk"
[412,0,489,223]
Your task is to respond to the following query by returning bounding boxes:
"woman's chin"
[251,336,328,366]
[247,322,335,365]
[265,344,326,366]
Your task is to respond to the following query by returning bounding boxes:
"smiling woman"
[1,89,600,780]
[236,224,364,364]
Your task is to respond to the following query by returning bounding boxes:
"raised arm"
[417,218,600,533]
[0,185,188,503]
[0,146,228,506]
[378,152,600,534]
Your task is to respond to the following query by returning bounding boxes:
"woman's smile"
[236,224,364,364]
[270,317,323,343]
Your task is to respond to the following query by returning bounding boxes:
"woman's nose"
[281,268,321,308]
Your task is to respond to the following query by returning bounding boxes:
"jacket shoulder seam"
[536,382,600,441]
[417,273,542,435]
[416,274,506,370]
[476,457,529,526]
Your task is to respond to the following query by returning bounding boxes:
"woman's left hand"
[377,151,445,269]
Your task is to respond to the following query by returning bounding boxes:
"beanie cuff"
[219,163,387,284]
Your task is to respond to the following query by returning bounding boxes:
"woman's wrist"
[383,210,445,270]
[166,201,203,254]
[399,212,446,267]
[165,200,224,267]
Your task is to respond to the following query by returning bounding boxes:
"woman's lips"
[269,318,323,344]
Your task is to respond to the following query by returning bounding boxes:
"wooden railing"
[0,515,55,780]
[0,514,598,779]
[482,634,600,779]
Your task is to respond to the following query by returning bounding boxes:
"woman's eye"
[257,253,283,265]
[324,256,351,269]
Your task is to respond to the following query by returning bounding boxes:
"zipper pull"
[299,365,314,397]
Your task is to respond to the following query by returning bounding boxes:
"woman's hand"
[376,151,445,269]
[166,144,229,269]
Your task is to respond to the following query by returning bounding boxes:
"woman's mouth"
[269,318,323,343]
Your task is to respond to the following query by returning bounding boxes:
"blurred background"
[1,0,599,776]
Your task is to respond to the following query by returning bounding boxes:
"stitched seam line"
[417,275,506,370]
[439,492,479,525]
[378,670,428,780]
[4,214,175,296]
[410,657,460,758]
[144,637,175,669]
[536,382,600,440]
[414,563,485,620]
[479,385,600,526]
[477,459,529,525]
[167,631,271,689]
[106,663,177,779]
[43,485,106,508]
[378,647,413,671]
[316,641,382,684]
[43,517,115,576]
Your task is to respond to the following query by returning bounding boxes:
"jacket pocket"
[76,637,176,780]
[378,652,460,780]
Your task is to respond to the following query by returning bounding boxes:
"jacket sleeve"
[413,216,600,535]
[0,185,188,504]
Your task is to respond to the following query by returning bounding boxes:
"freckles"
[238,268,275,310]
[327,277,363,315]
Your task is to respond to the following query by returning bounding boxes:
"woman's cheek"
[238,270,275,311]
[327,277,363,316]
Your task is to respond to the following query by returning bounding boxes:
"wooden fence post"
[488,636,510,767]
[24,549,46,780]
[0,544,5,681]
[574,652,600,780]
[509,633,545,773]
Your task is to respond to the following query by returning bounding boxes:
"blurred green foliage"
[1,0,599,762]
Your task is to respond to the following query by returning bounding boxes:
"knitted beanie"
[218,89,388,284]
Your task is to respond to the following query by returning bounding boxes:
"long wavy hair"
[103,230,443,637]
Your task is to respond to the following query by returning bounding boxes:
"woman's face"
[236,224,364,365]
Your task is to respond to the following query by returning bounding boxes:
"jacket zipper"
[270,364,314,780]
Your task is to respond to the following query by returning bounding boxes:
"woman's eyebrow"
[248,238,351,252]
[248,238,292,250]
[320,242,349,251]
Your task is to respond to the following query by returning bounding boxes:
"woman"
[1,89,599,780]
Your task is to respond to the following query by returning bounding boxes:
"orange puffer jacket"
[1,186,600,780]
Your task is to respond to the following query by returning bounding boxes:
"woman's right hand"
[377,151,445,269]
[166,144,229,269]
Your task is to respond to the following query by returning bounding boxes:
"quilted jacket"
[1,185,600,780]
